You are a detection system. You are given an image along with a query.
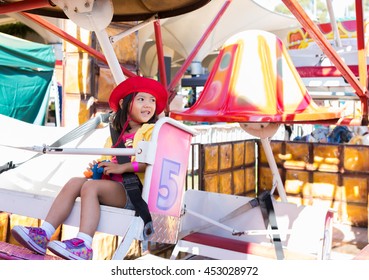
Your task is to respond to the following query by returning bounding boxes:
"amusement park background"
[1,0,369,260]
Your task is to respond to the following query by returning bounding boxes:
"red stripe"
[296,65,367,77]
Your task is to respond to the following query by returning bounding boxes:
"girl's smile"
[129,92,156,125]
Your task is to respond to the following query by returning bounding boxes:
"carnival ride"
[287,17,369,106]
[0,0,368,260]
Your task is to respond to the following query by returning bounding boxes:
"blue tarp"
[0,32,55,125]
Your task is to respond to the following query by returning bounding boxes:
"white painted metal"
[172,190,333,260]
[240,122,288,202]
[54,0,125,84]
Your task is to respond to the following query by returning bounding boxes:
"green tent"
[0,32,55,125]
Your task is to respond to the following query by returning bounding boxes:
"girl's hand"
[83,160,98,178]
[87,160,97,171]
[98,161,125,175]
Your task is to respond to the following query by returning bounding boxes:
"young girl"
[11,76,168,260]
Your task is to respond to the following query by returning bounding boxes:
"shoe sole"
[47,242,86,260]
[11,227,46,255]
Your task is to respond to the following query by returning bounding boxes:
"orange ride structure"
[171,29,343,202]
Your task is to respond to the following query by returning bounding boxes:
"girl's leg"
[45,177,87,229]
[47,180,127,260]
[11,177,86,255]
[78,179,127,237]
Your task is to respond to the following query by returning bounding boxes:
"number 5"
[157,159,180,210]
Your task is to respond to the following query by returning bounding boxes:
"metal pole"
[110,16,156,45]
[326,0,342,47]
[0,0,50,14]
[168,0,233,98]
[20,12,135,78]
[154,19,168,87]
[282,0,368,99]
[260,138,287,202]
[355,0,368,125]
[94,28,125,84]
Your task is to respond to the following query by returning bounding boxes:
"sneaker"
[11,226,49,255]
[47,238,93,260]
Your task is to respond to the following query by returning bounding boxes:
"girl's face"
[128,92,156,123]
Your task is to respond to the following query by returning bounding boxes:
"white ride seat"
[170,190,334,260]
[0,116,196,260]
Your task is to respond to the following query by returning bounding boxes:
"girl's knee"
[62,177,86,194]
[66,177,86,187]
[80,181,98,196]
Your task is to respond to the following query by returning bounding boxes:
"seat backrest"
[139,117,197,244]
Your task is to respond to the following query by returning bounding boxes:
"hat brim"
[109,76,168,114]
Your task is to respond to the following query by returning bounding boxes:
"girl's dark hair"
[110,93,158,133]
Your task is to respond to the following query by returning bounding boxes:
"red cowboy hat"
[109,76,168,114]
